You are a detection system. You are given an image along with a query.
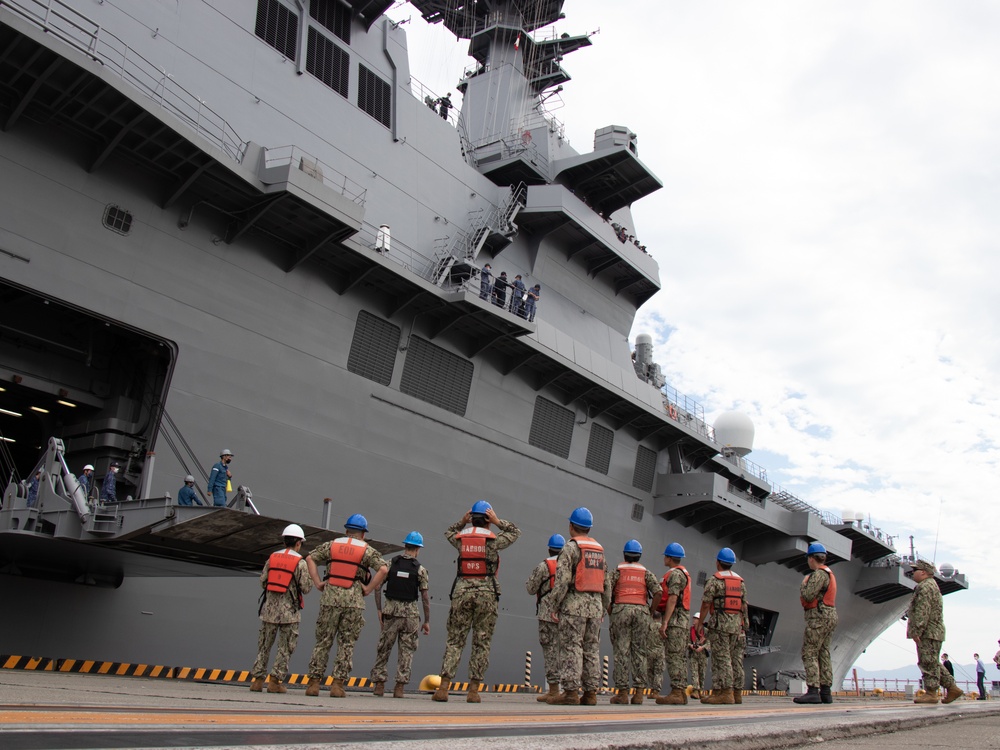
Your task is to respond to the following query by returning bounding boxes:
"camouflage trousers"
[370,613,420,685]
[538,620,561,684]
[916,638,956,693]
[802,609,838,686]
[308,605,365,680]
[646,617,665,690]
[609,606,649,689]
[558,614,601,692]
[251,621,299,681]
[439,590,498,681]
[734,630,746,692]
[664,625,688,690]
[706,630,740,690]
[689,648,708,690]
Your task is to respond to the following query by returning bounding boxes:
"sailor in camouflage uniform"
[370,531,431,698]
[250,523,313,693]
[607,540,662,705]
[696,547,746,705]
[526,533,566,702]
[547,507,612,706]
[432,501,520,703]
[906,559,963,705]
[305,513,388,698]
[793,542,838,705]
[687,612,709,698]
[654,542,692,705]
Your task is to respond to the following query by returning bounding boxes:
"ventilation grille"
[347,311,400,386]
[358,65,391,128]
[585,423,614,475]
[529,397,575,459]
[399,336,473,416]
[307,26,349,97]
[102,205,133,235]
[309,0,350,43]
[631,503,644,522]
[632,445,657,492]
[255,0,297,61]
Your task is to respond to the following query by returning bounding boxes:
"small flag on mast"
[514,33,521,51]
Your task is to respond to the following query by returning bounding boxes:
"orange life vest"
[657,564,691,612]
[456,526,498,578]
[801,565,837,609]
[535,557,558,607]
[690,624,700,644]
[326,537,368,588]
[266,549,302,594]
[572,537,605,593]
[613,562,649,605]
[710,570,744,614]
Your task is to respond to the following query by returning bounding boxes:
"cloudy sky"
[391,0,1000,672]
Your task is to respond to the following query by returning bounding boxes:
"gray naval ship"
[0,0,966,691]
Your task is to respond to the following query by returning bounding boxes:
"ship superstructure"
[0,0,964,690]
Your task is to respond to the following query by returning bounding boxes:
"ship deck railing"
[264,146,368,205]
[2,0,246,162]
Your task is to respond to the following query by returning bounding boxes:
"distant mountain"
[850,662,992,684]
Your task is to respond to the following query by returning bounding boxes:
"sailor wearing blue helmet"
[432,500,520,703]
[694,548,747,705]
[793,542,838,705]
[526,533,567,702]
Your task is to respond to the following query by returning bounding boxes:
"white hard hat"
[184,475,195,483]
[693,612,701,618]
[220,449,234,456]
[83,464,94,471]
[282,523,306,540]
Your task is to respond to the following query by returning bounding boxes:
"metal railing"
[2,0,246,162]
[263,145,367,205]
[727,482,765,508]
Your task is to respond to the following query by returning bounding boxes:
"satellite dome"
[939,563,955,579]
[714,411,755,457]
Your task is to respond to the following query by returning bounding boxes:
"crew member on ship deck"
[208,449,233,507]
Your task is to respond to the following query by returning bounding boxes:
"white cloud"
[395,0,1000,667]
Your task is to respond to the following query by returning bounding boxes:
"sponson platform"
[1,670,997,750]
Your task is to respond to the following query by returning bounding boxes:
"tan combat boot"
[581,690,598,705]
[467,683,481,703]
[392,682,405,699]
[305,677,321,697]
[372,681,385,697]
[249,677,264,692]
[432,680,450,702]
[701,688,735,705]
[655,687,687,705]
[610,688,629,705]
[267,679,287,694]
[631,690,645,705]
[733,689,742,704]
[329,678,346,698]
[552,689,580,705]
[537,682,560,702]
[691,688,701,700]
[648,688,660,702]
[943,685,964,704]
[914,693,940,704]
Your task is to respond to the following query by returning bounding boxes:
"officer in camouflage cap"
[906,559,963,705]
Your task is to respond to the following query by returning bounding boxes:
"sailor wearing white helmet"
[78,464,95,499]
[250,523,312,694]
[207,449,233,507]
[177,475,202,506]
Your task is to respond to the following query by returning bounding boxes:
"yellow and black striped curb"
[0,655,535,692]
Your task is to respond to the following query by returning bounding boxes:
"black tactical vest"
[385,555,421,602]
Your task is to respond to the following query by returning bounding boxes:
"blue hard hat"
[624,539,643,555]
[569,507,594,530]
[471,500,492,515]
[664,542,685,559]
[807,542,826,555]
[547,533,566,551]
[345,513,369,531]
[717,547,737,565]
[403,531,424,548]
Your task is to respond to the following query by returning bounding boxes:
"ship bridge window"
[399,337,473,417]
[255,0,298,61]
[310,0,351,44]
[585,423,613,475]
[358,65,391,129]
[347,311,400,386]
[528,397,574,460]
[307,27,349,97]
[632,445,657,492]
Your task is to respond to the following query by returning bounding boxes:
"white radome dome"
[939,563,955,579]
[714,411,755,457]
